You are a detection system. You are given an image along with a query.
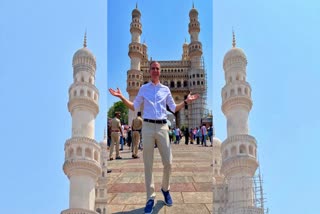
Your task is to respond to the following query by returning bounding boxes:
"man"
[131,111,143,158]
[109,111,123,160]
[109,61,199,214]
[201,124,207,147]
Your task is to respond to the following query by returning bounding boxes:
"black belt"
[144,119,167,124]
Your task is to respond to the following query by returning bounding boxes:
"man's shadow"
[112,200,165,214]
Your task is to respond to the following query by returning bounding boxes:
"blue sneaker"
[144,199,154,214]
[161,188,173,206]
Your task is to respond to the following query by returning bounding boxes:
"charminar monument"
[61,4,266,214]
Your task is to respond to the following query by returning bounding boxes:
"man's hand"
[185,92,200,104]
[109,88,123,99]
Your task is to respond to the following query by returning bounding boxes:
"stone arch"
[230,89,235,96]
[85,148,92,158]
[73,90,77,97]
[170,81,175,88]
[237,87,242,95]
[87,90,91,98]
[183,81,188,87]
[177,81,181,88]
[76,147,82,156]
[245,87,248,95]
[239,144,246,154]
[68,148,74,158]
[80,89,84,96]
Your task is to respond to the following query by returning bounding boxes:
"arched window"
[76,147,82,156]
[85,148,92,158]
[239,144,246,154]
[73,90,77,97]
[237,87,242,95]
[230,89,235,96]
[177,81,181,88]
[87,90,91,98]
[80,89,84,96]
[183,81,188,87]
[68,148,74,158]
[170,81,175,88]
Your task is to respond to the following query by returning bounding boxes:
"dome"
[72,47,96,62]
[223,47,247,63]
[189,7,198,17]
[132,8,141,18]
[212,137,222,146]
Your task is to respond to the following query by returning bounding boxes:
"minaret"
[94,126,109,213]
[127,4,144,123]
[220,32,262,213]
[187,4,206,129]
[182,38,189,61]
[62,34,102,214]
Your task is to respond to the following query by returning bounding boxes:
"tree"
[107,101,129,124]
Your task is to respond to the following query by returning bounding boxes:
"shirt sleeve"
[133,87,144,111]
[166,88,176,112]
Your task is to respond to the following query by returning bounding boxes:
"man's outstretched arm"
[109,88,135,111]
[174,92,200,113]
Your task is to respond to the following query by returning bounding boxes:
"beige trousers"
[142,122,172,201]
[109,132,120,158]
[132,131,140,156]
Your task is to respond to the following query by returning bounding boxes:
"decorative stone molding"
[65,137,101,150]
[223,134,256,145]
[221,156,258,176]
[68,97,99,117]
[222,96,252,114]
[63,159,102,179]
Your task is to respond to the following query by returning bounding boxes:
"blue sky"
[0,0,319,214]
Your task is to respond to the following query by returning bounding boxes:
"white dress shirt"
[133,82,176,120]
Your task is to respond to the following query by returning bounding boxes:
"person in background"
[109,111,123,160]
[131,111,143,158]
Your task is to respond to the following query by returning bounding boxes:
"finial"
[232,28,236,48]
[136,2,138,8]
[185,38,187,43]
[83,30,87,48]
[193,2,194,8]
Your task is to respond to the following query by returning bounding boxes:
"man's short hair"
[137,111,141,116]
[149,61,160,70]
[115,111,121,116]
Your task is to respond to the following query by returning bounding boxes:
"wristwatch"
[184,100,188,106]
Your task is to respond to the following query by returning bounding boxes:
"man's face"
[149,62,161,82]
